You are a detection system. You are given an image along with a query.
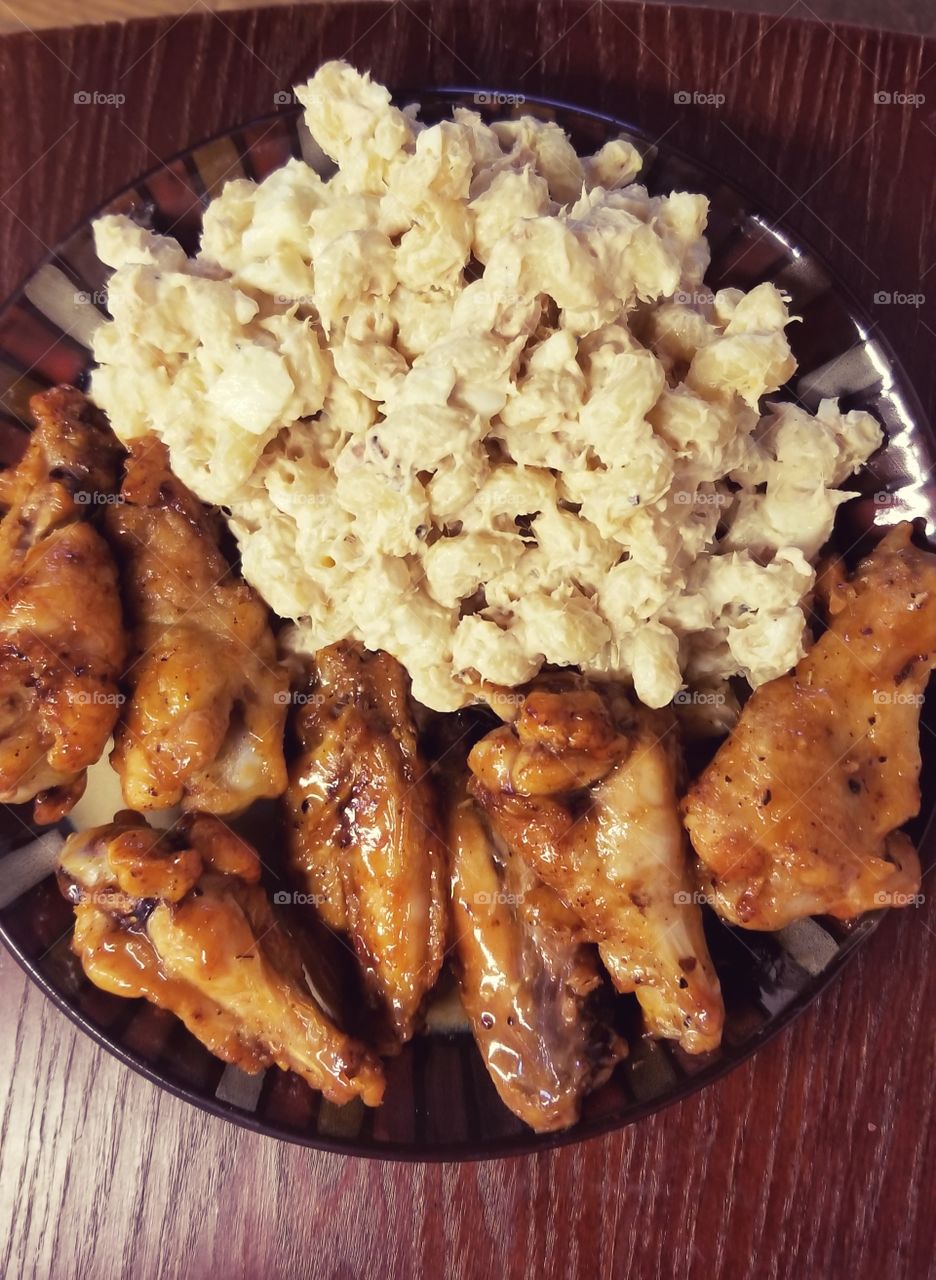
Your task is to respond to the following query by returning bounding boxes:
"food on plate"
[682,523,933,929]
[468,686,725,1053]
[0,387,125,822]
[59,810,385,1105]
[89,59,882,715]
[105,437,289,813]
[8,54,931,1137]
[283,641,446,1042]
[447,770,626,1131]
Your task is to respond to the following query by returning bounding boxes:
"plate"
[0,89,933,1161]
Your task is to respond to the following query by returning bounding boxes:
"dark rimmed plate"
[0,89,933,1162]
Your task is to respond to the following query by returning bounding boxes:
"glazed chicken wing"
[469,689,725,1054]
[682,523,933,929]
[447,773,625,1131]
[284,642,446,1044]
[0,387,125,822]
[59,811,385,1105]
[105,439,288,812]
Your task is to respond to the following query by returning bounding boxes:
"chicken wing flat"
[469,689,725,1054]
[447,773,625,1131]
[284,642,446,1044]
[59,810,385,1105]
[105,439,288,812]
[682,522,933,929]
[0,386,125,823]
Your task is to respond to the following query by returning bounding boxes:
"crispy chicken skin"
[59,811,385,1106]
[0,387,125,822]
[447,773,625,1131]
[682,523,933,929]
[105,438,288,813]
[284,642,447,1044]
[468,689,725,1054]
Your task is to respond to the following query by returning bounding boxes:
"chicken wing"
[682,522,933,929]
[284,642,446,1044]
[59,810,385,1106]
[0,386,125,822]
[468,688,725,1054]
[105,439,288,812]
[447,772,625,1131]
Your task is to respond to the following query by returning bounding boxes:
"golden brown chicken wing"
[682,522,933,929]
[447,772,625,1131]
[59,810,385,1106]
[0,386,125,823]
[105,438,288,813]
[469,688,725,1054]
[284,642,446,1044]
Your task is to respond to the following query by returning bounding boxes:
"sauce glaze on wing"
[284,642,447,1044]
[682,522,933,929]
[447,771,626,1132]
[0,387,125,822]
[468,687,725,1054]
[59,810,385,1106]
[105,438,288,813]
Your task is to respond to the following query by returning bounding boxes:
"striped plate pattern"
[0,93,932,1160]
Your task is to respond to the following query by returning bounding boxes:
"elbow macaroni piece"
[89,60,883,712]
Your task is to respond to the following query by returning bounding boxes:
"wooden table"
[1,5,934,1277]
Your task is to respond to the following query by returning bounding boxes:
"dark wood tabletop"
[0,4,935,1277]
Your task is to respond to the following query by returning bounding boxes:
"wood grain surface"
[0,5,935,1278]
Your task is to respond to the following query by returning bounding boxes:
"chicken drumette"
[59,810,385,1105]
[0,386,125,822]
[683,522,933,929]
[284,642,447,1044]
[105,439,288,813]
[468,687,725,1054]
[447,771,625,1131]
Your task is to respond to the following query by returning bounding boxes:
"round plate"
[0,90,933,1162]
